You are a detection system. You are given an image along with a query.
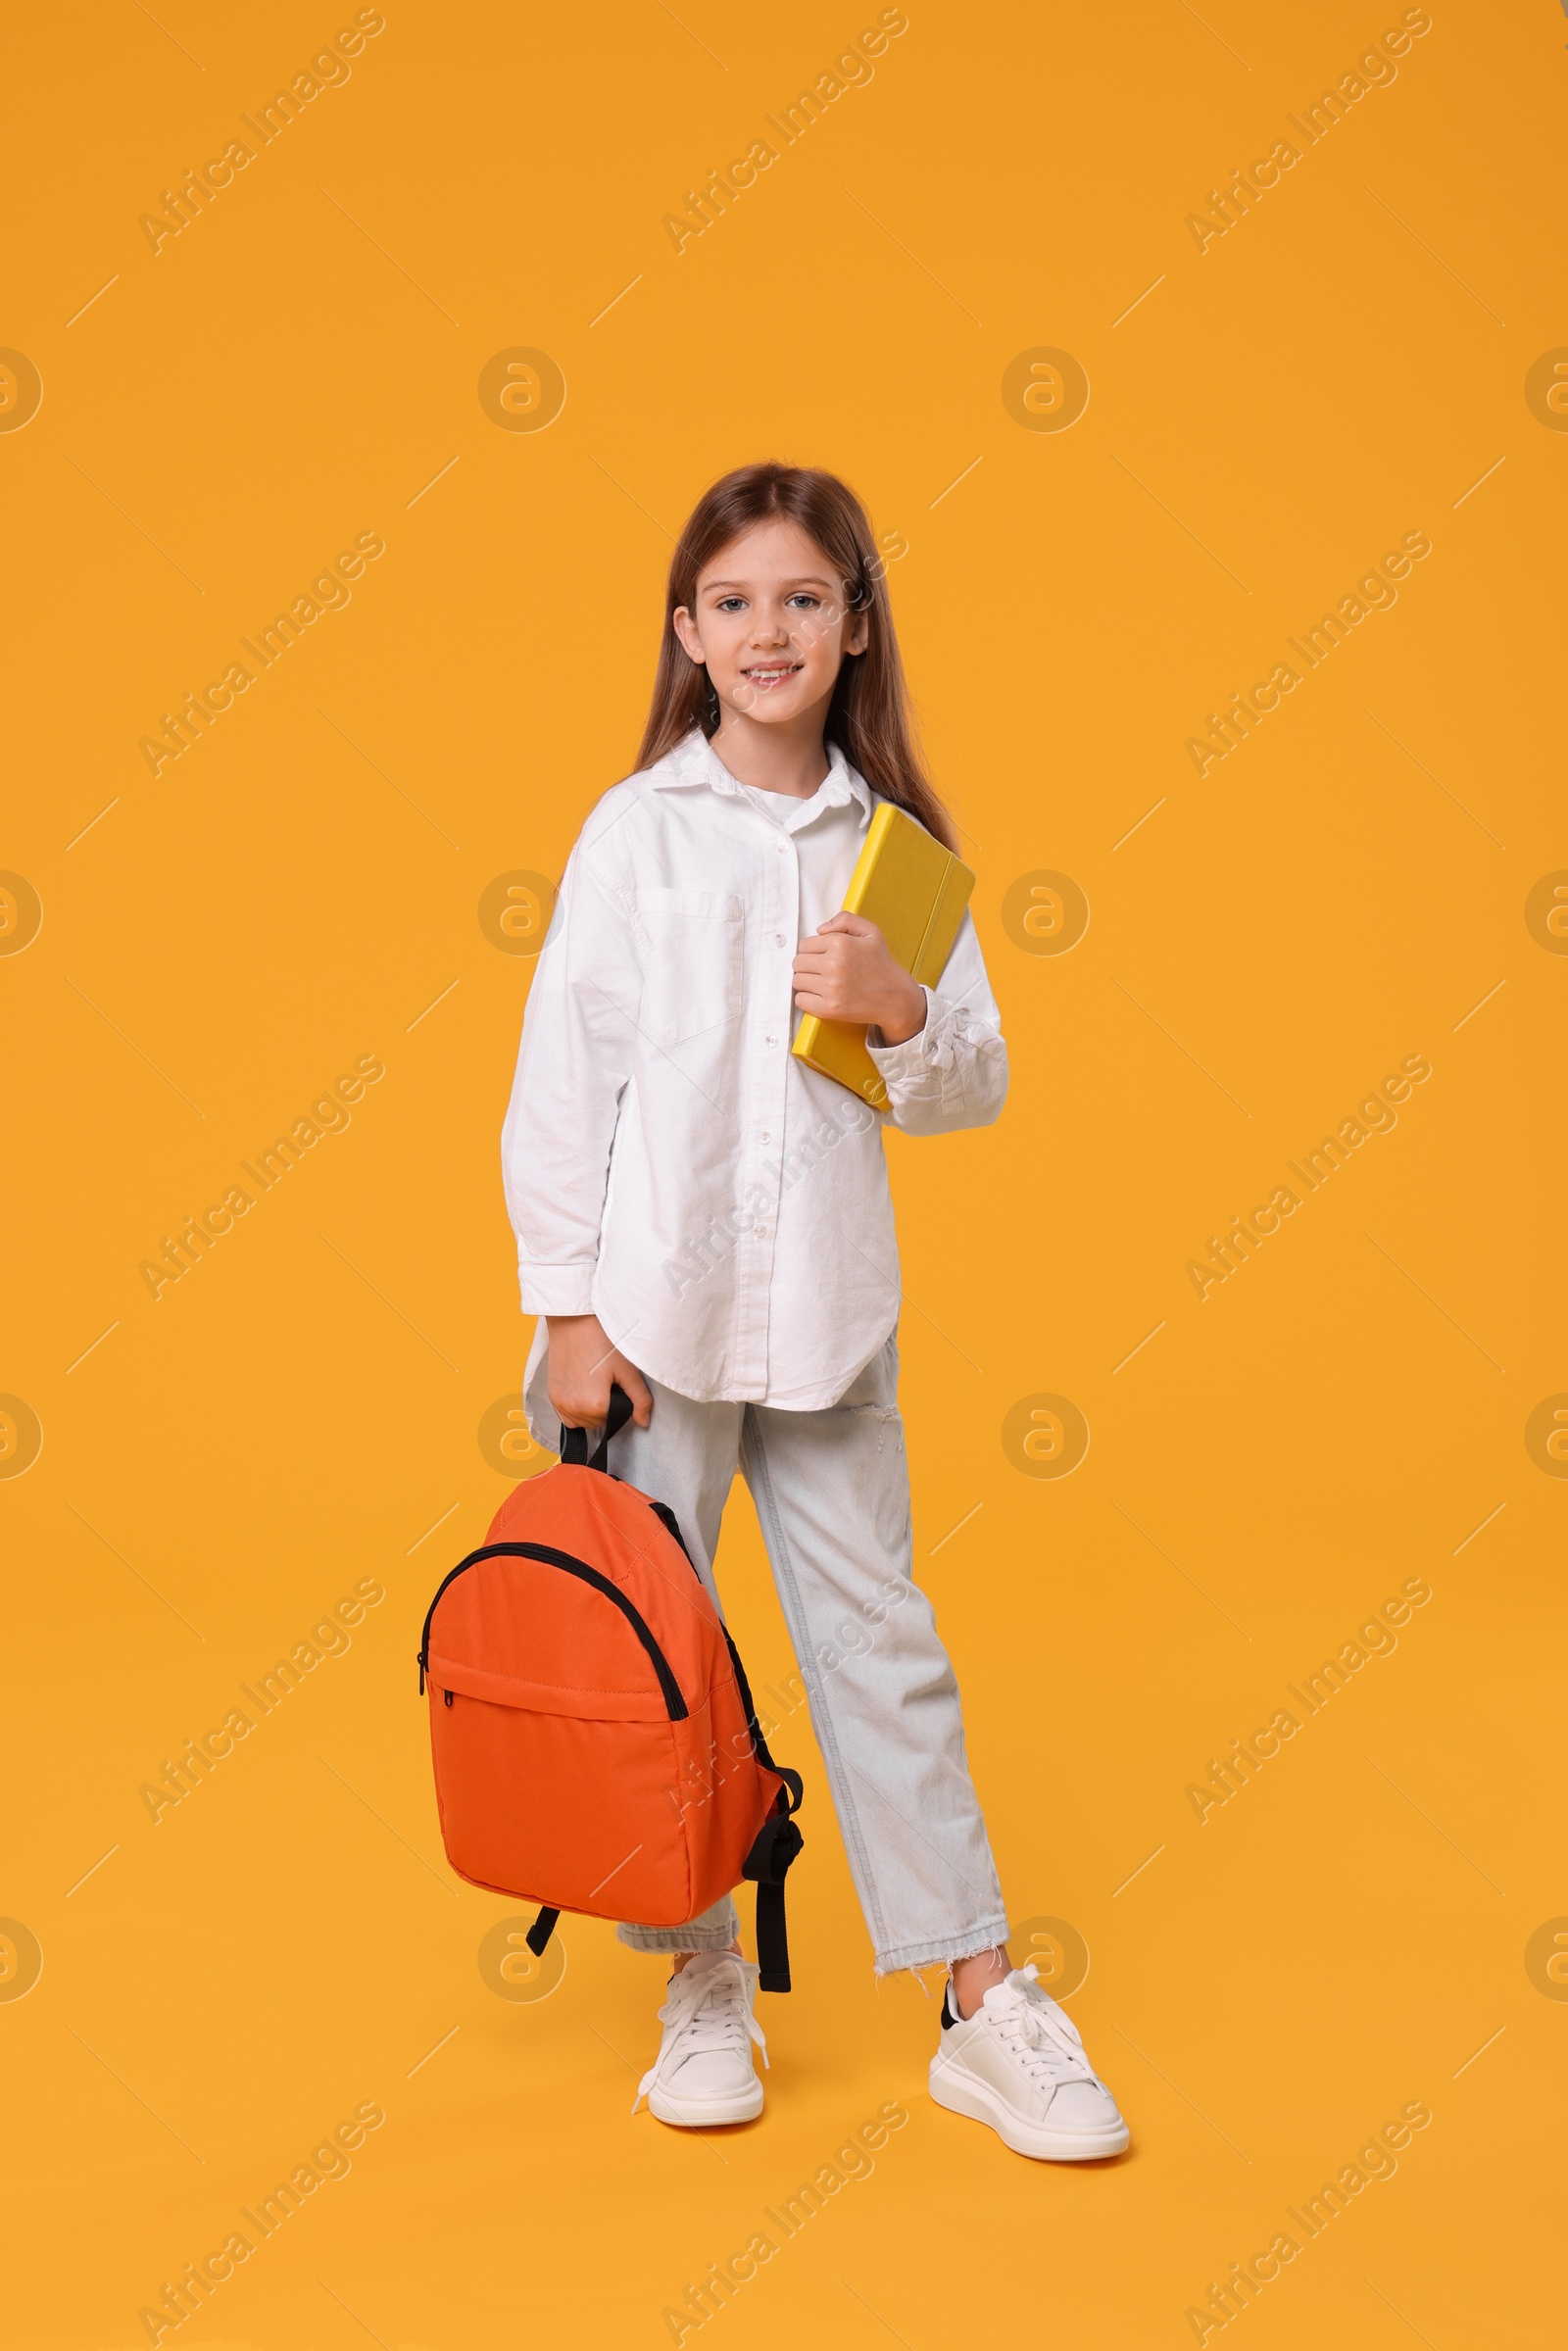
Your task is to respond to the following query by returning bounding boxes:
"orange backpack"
[418,1390,805,1988]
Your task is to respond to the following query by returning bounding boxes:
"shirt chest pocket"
[633,888,746,1046]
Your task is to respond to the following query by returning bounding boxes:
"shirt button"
[775,842,788,855]
[760,1131,771,1144]
[774,933,785,948]
[764,1034,778,1047]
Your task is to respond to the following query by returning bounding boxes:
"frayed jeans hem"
[873,1916,1012,1978]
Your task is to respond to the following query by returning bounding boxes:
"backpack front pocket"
[423,1542,700,1920]
[431,1695,696,1922]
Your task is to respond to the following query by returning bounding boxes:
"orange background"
[5,1,1565,2344]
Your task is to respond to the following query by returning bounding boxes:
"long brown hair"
[633,462,956,851]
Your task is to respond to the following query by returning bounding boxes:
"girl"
[501,463,1128,2162]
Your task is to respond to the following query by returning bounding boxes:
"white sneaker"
[929,1962,1130,2160]
[632,1951,767,2127]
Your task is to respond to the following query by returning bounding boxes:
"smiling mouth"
[741,662,804,690]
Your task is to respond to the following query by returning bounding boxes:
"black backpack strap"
[524,1906,560,1956]
[721,1625,805,1990]
[559,1381,634,1472]
[742,1805,805,1992]
[721,1630,803,1813]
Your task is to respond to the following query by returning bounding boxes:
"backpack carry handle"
[560,1381,635,1472]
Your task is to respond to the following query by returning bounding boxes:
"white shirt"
[501,729,1008,1407]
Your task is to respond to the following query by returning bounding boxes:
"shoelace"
[631,1957,768,2114]
[982,1965,1098,2095]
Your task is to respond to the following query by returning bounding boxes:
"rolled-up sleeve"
[865,907,1008,1136]
[500,823,640,1314]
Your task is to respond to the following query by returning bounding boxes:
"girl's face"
[672,518,868,732]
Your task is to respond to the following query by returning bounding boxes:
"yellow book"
[791,803,975,1110]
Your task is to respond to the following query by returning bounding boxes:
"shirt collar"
[654,729,873,821]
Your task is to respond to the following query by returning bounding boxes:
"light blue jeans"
[524,1328,1008,1974]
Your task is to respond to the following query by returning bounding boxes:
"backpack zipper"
[418,1540,689,1721]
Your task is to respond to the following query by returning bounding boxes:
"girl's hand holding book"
[792,913,927,1046]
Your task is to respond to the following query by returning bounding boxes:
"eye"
[713,595,747,613]
[785,593,821,611]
